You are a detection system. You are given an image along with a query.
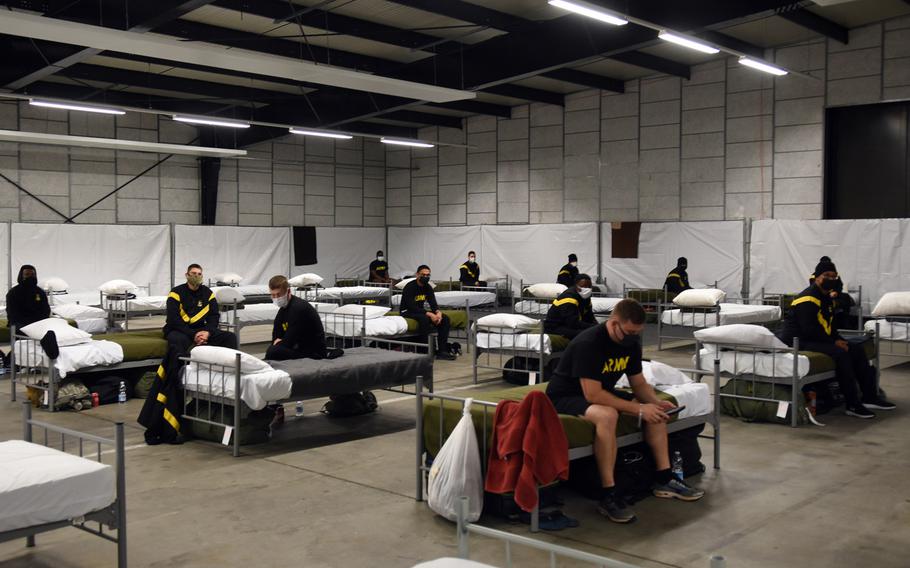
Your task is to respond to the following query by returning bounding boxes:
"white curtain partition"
[750,219,910,310]
[389,226,481,282]
[11,223,171,294]
[174,225,289,287]
[294,227,386,284]
[481,223,598,288]
[601,221,744,295]
[0,222,8,292]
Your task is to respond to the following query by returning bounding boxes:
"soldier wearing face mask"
[6,264,51,330]
[400,265,455,360]
[459,251,486,288]
[777,260,894,418]
[369,250,396,284]
[164,263,237,355]
[265,275,326,361]
[557,253,580,288]
[544,273,597,339]
[664,257,692,295]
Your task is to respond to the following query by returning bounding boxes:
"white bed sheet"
[310,286,391,300]
[696,348,810,379]
[514,297,620,316]
[182,363,291,410]
[615,362,713,419]
[0,440,115,533]
[75,318,109,334]
[14,340,124,378]
[223,304,279,325]
[212,284,270,297]
[51,304,107,320]
[661,303,781,327]
[391,290,496,308]
[105,296,168,312]
[321,315,408,338]
[865,319,910,341]
[475,332,552,355]
[49,291,102,307]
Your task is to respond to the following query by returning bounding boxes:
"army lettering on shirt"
[546,324,643,399]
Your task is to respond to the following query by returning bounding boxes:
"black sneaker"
[435,350,456,361]
[597,494,636,523]
[845,404,875,419]
[862,398,896,411]
[652,478,705,502]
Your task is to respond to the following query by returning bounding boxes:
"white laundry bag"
[427,398,483,522]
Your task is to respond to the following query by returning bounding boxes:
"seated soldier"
[369,250,395,284]
[265,275,327,361]
[544,273,597,339]
[458,251,487,288]
[810,256,855,330]
[778,259,895,418]
[664,257,692,295]
[546,299,705,524]
[557,253,579,288]
[164,264,237,354]
[400,265,455,360]
[6,264,51,330]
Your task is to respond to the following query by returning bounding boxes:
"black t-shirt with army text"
[545,323,643,399]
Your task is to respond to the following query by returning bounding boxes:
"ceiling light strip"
[30,99,125,115]
[173,115,250,128]
[657,32,719,55]
[381,138,435,148]
[547,0,628,26]
[288,128,353,140]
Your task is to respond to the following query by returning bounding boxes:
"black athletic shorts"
[548,394,591,417]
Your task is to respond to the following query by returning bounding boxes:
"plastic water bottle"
[118,381,127,404]
[671,450,684,481]
[295,401,304,417]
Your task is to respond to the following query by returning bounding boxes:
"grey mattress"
[269,347,433,398]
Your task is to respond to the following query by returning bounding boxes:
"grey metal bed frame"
[695,328,876,427]
[8,326,160,412]
[102,283,159,331]
[297,281,395,307]
[180,315,436,457]
[656,289,785,350]
[471,322,555,386]
[0,403,127,567]
[415,362,721,532]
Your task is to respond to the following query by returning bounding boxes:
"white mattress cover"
[696,348,810,379]
[321,315,408,338]
[49,291,102,307]
[615,362,713,419]
[75,318,109,334]
[661,303,781,327]
[14,340,124,378]
[865,319,910,341]
[105,295,168,312]
[51,303,107,320]
[182,363,292,410]
[311,286,390,300]
[0,440,115,533]
[514,297,620,316]
[391,290,496,308]
[475,332,551,355]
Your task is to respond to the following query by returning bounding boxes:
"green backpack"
[720,379,809,426]
[55,379,93,411]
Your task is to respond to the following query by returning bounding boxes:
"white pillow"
[396,277,435,290]
[694,324,787,349]
[645,360,690,386]
[871,292,910,317]
[212,272,244,285]
[20,318,92,346]
[214,287,246,304]
[332,304,391,319]
[40,277,69,292]
[288,273,324,287]
[190,345,271,374]
[526,283,567,299]
[51,303,106,320]
[673,288,726,307]
[476,313,541,332]
[99,279,138,295]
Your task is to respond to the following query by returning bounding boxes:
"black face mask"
[679,263,687,270]
[820,279,836,292]
[21,276,38,288]
[418,275,430,285]
[618,334,641,348]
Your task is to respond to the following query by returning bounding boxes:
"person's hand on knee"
[835,339,849,351]
[641,403,669,424]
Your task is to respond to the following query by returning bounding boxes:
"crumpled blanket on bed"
[182,363,292,410]
[14,339,124,378]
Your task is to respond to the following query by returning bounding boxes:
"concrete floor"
[1,318,909,567]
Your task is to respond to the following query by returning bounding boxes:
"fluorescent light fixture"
[173,115,250,128]
[381,138,434,148]
[29,99,125,115]
[738,57,788,76]
[0,129,247,158]
[658,32,719,54]
[288,128,353,140]
[548,0,628,25]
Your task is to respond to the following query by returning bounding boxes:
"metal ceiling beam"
[541,69,624,93]
[426,100,512,118]
[481,85,565,106]
[610,51,690,80]
[383,110,464,129]
[212,0,446,51]
[697,30,766,60]
[384,0,529,33]
[3,0,217,90]
[776,7,849,44]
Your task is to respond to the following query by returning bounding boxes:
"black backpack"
[321,391,378,417]
[88,375,133,405]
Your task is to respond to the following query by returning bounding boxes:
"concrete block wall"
[385,17,910,226]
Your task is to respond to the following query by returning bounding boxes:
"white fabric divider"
[294,227,386,284]
[601,221,744,295]
[0,222,8,293]
[11,223,170,294]
[175,225,289,286]
[750,219,905,311]
[389,226,481,282]
[481,223,598,288]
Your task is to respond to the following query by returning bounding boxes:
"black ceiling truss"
[540,69,624,94]
[775,6,849,44]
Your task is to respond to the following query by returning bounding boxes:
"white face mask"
[578,287,593,299]
[570,262,577,267]
[272,294,289,309]
[468,256,475,262]
[377,256,385,262]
